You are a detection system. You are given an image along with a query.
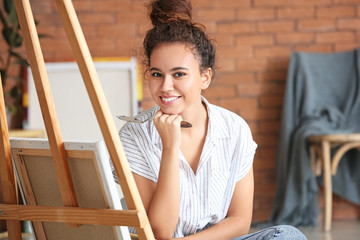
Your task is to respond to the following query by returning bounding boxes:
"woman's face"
[148,42,211,116]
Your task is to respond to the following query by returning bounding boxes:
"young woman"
[117,0,306,239]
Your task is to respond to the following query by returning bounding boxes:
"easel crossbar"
[0,204,145,227]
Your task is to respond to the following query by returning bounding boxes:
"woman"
[118,0,306,239]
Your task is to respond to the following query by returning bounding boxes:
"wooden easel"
[0,0,154,239]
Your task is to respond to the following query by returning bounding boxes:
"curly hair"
[143,0,216,76]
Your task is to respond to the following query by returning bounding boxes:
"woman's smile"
[160,96,181,105]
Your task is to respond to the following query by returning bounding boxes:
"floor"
[0,220,359,239]
[298,220,360,240]
[250,220,360,240]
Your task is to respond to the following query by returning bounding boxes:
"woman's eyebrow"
[149,67,189,72]
[149,67,161,72]
[171,67,188,71]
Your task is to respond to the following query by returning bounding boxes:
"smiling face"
[148,42,212,117]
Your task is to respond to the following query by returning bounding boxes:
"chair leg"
[321,140,332,231]
[309,144,322,176]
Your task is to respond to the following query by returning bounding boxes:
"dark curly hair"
[143,0,216,76]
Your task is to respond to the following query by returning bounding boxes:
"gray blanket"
[269,48,360,226]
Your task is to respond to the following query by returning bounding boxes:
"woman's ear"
[200,68,212,90]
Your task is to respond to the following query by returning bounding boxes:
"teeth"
[162,97,178,102]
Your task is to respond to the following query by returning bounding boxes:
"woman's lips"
[160,96,180,105]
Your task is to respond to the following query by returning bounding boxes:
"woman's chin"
[161,110,179,115]
[159,107,180,116]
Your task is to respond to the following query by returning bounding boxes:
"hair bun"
[149,0,192,26]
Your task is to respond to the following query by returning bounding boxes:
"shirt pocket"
[209,169,230,216]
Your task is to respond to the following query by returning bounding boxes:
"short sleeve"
[234,118,257,182]
[116,125,157,182]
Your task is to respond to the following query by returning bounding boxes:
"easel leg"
[0,74,22,239]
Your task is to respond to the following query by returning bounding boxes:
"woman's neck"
[181,99,208,131]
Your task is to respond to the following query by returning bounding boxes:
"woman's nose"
[161,75,174,91]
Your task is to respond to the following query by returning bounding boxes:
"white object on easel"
[26,59,138,141]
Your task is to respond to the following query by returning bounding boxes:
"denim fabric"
[233,225,307,240]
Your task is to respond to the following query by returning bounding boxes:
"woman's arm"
[177,167,254,240]
[133,161,180,240]
[133,111,183,240]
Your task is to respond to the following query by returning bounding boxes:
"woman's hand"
[153,110,183,150]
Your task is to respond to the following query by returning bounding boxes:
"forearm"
[178,216,250,240]
[148,147,180,239]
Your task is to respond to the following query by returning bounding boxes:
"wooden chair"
[0,0,154,239]
[308,133,360,231]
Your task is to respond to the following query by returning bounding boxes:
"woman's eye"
[174,72,185,77]
[151,72,162,77]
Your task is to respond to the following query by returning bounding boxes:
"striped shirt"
[118,97,257,238]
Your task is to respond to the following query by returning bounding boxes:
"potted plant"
[1,0,49,129]
[0,0,29,129]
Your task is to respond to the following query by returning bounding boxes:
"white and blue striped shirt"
[118,97,257,237]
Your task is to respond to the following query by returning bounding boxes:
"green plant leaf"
[9,50,25,60]
[4,26,23,48]
[11,32,23,48]
[10,85,22,99]
[4,0,14,15]
[0,9,9,29]
[7,104,17,113]
[15,58,29,67]
[8,4,18,25]
[38,33,53,39]
[9,50,28,65]
[2,27,12,45]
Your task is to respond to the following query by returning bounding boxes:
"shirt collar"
[203,96,230,140]
[150,96,230,145]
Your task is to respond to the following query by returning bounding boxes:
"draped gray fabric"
[270,49,360,226]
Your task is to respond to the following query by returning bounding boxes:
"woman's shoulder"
[208,102,248,128]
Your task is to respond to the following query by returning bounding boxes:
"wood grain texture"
[0,70,22,240]
[0,204,144,227]
[13,0,79,212]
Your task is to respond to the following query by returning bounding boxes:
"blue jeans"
[233,225,307,240]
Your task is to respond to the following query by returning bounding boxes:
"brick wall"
[3,0,360,224]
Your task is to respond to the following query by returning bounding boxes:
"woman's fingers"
[154,109,163,121]
[154,110,191,128]
[153,111,183,149]
[154,111,182,126]
[162,114,182,126]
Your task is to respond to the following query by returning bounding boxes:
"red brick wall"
[3,0,360,224]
